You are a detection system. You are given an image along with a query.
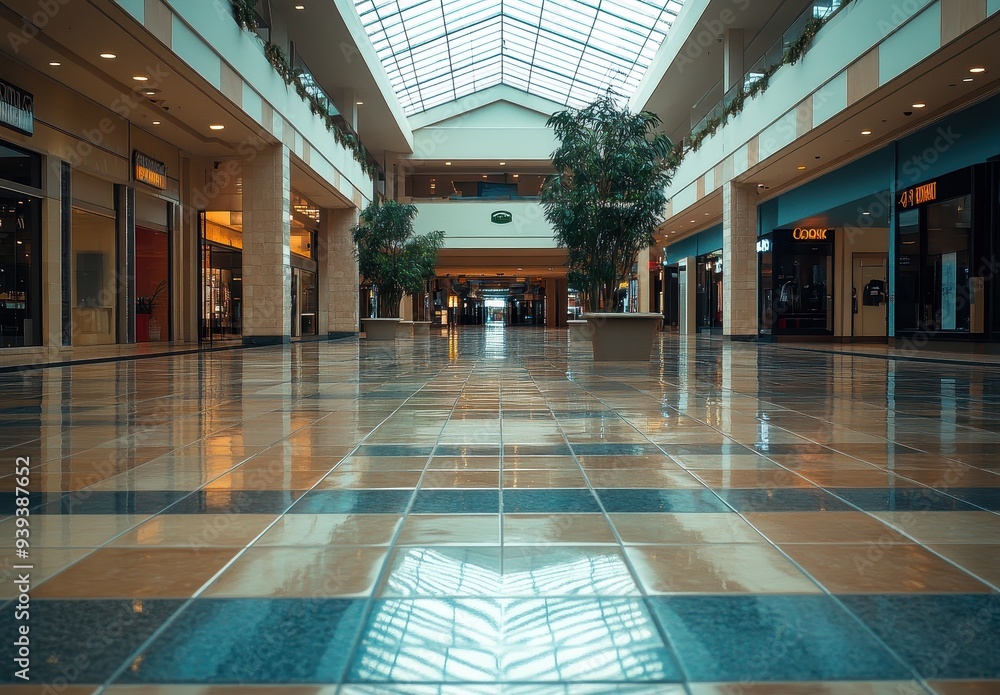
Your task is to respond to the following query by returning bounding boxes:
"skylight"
[354,0,685,115]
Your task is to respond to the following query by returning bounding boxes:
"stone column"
[722,180,757,340]
[724,29,744,92]
[318,207,359,338]
[637,247,651,312]
[544,278,568,328]
[678,258,697,335]
[241,144,291,346]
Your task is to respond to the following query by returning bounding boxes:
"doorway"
[852,254,887,340]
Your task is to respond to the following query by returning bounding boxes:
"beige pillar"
[678,257,697,335]
[724,29,745,92]
[722,180,757,339]
[241,144,291,345]
[545,278,568,328]
[318,207,359,337]
[637,247,651,312]
[42,160,63,349]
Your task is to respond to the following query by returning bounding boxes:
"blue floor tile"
[650,595,913,682]
[503,444,573,456]
[714,488,855,512]
[932,487,1000,511]
[595,488,728,513]
[355,445,434,457]
[0,599,184,683]
[411,489,500,514]
[827,487,979,512]
[570,444,661,456]
[657,444,754,455]
[840,594,1000,679]
[7,490,189,516]
[434,445,501,456]
[347,598,682,683]
[292,489,414,514]
[502,489,601,513]
[117,598,366,684]
[165,490,305,514]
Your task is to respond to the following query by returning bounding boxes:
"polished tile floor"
[1,327,999,694]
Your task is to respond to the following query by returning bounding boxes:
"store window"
[0,194,40,347]
[72,208,117,346]
[759,229,834,336]
[696,250,723,330]
[136,227,169,341]
[201,211,243,341]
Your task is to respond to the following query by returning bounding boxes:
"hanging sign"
[898,181,937,209]
[491,210,512,224]
[792,227,831,240]
[134,151,167,189]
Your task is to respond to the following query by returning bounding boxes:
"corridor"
[1,329,998,693]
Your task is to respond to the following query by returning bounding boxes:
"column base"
[242,335,291,347]
[724,334,758,342]
[328,331,358,340]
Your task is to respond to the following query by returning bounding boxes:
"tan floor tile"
[694,469,816,489]
[109,514,277,548]
[317,471,423,489]
[781,543,992,593]
[105,687,339,694]
[203,469,328,490]
[2,687,101,695]
[421,470,500,488]
[502,470,586,487]
[744,512,910,544]
[203,546,387,597]
[333,457,428,472]
[426,456,500,470]
[928,545,1000,587]
[611,513,767,544]
[794,469,927,488]
[397,514,500,545]
[887,467,1000,487]
[625,544,819,594]
[871,511,1000,544]
[236,455,347,472]
[0,548,94,600]
[503,514,616,544]
[34,547,238,598]
[672,454,783,470]
[576,455,681,470]
[584,469,705,488]
[254,513,401,546]
[0,514,150,548]
[688,682,926,694]
[502,456,579,469]
[767,454,879,470]
[928,681,1000,694]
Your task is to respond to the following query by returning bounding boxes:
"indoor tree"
[352,199,445,319]
[541,92,675,313]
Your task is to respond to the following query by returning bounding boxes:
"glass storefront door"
[759,229,834,336]
[0,194,40,347]
[71,208,118,346]
[136,226,170,342]
[201,244,242,341]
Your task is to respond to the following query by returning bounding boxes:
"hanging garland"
[672,1,854,166]
[229,1,378,180]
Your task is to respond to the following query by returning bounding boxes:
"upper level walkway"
[0,328,997,691]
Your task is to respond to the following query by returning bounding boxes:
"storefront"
[134,153,173,343]
[201,211,243,341]
[0,141,41,348]
[894,165,992,343]
[758,227,834,337]
[696,249,723,332]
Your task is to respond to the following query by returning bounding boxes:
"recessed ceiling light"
[49,61,61,66]
[445,161,452,166]
[132,75,149,81]
[499,161,506,165]
[483,175,488,178]
[969,67,987,73]
[690,219,696,223]
[356,100,363,105]
[294,4,305,8]
[797,165,807,170]
[963,77,974,82]
[912,102,926,108]
[861,130,872,135]
[152,121,161,126]
[862,211,870,215]
[209,124,225,130]
[704,212,710,216]
[512,174,519,178]
[99,53,117,59]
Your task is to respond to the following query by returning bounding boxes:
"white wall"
[412,201,554,249]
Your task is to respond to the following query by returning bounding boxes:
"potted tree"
[352,199,444,340]
[541,92,676,361]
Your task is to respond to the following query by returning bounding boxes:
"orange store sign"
[792,227,830,240]
[898,181,937,209]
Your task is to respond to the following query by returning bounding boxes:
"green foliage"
[230,5,378,180]
[541,92,675,313]
[352,200,445,318]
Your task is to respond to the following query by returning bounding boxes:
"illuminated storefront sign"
[491,210,512,224]
[134,151,167,189]
[792,227,831,240]
[0,79,33,136]
[898,181,937,209]
[756,238,771,253]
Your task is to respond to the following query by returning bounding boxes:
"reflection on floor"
[0,328,998,694]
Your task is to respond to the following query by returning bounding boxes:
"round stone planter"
[583,313,662,361]
[362,318,401,340]
[567,319,592,341]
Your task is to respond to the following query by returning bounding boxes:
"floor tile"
[610,512,766,544]
[502,489,601,513]
[291,489,414,514]
[583,469,705,488]
[397,514,501,545]
[841,594,1000,678]
[203,546,388,597]
[411,489,500,514]
[713,488,855,512]
[34,547,239,598]
[743,512,911,544]
[316,471,424,489]
[626,544,819,594]
[595,488,729,513]
[165,490,307,515]
[503,514,617,544]
[117,599,366,684]
[687,684,927,694]
[651,595,913,681]
[829,488,979,512]
[0,514,150,547]
[781,543,992,593]
[870,511,1000,544]
[421,470,500,488]
[254,513,401,546]
[347,598,681,682]
[927,682,1000,694]
[927,545,1000,587]
[501,470,587,488]
[108,514,278,548]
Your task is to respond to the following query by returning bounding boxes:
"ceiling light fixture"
[99,53,117,59]
[912,102,926,108]
[356,100,363,105]
[963,77,974,82]
[445,161,452,166]
[512,174,519,178]
[861,130,872,135]
[499,161,506,165]
[294,4,305,8]
[797,165,806,170]
[209,124,225,130]
[152,121,161,125]
[132,75,149,81]
[969,67,987,73]
[49,61,61,66]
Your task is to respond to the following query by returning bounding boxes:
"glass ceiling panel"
[355,0,687,115]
